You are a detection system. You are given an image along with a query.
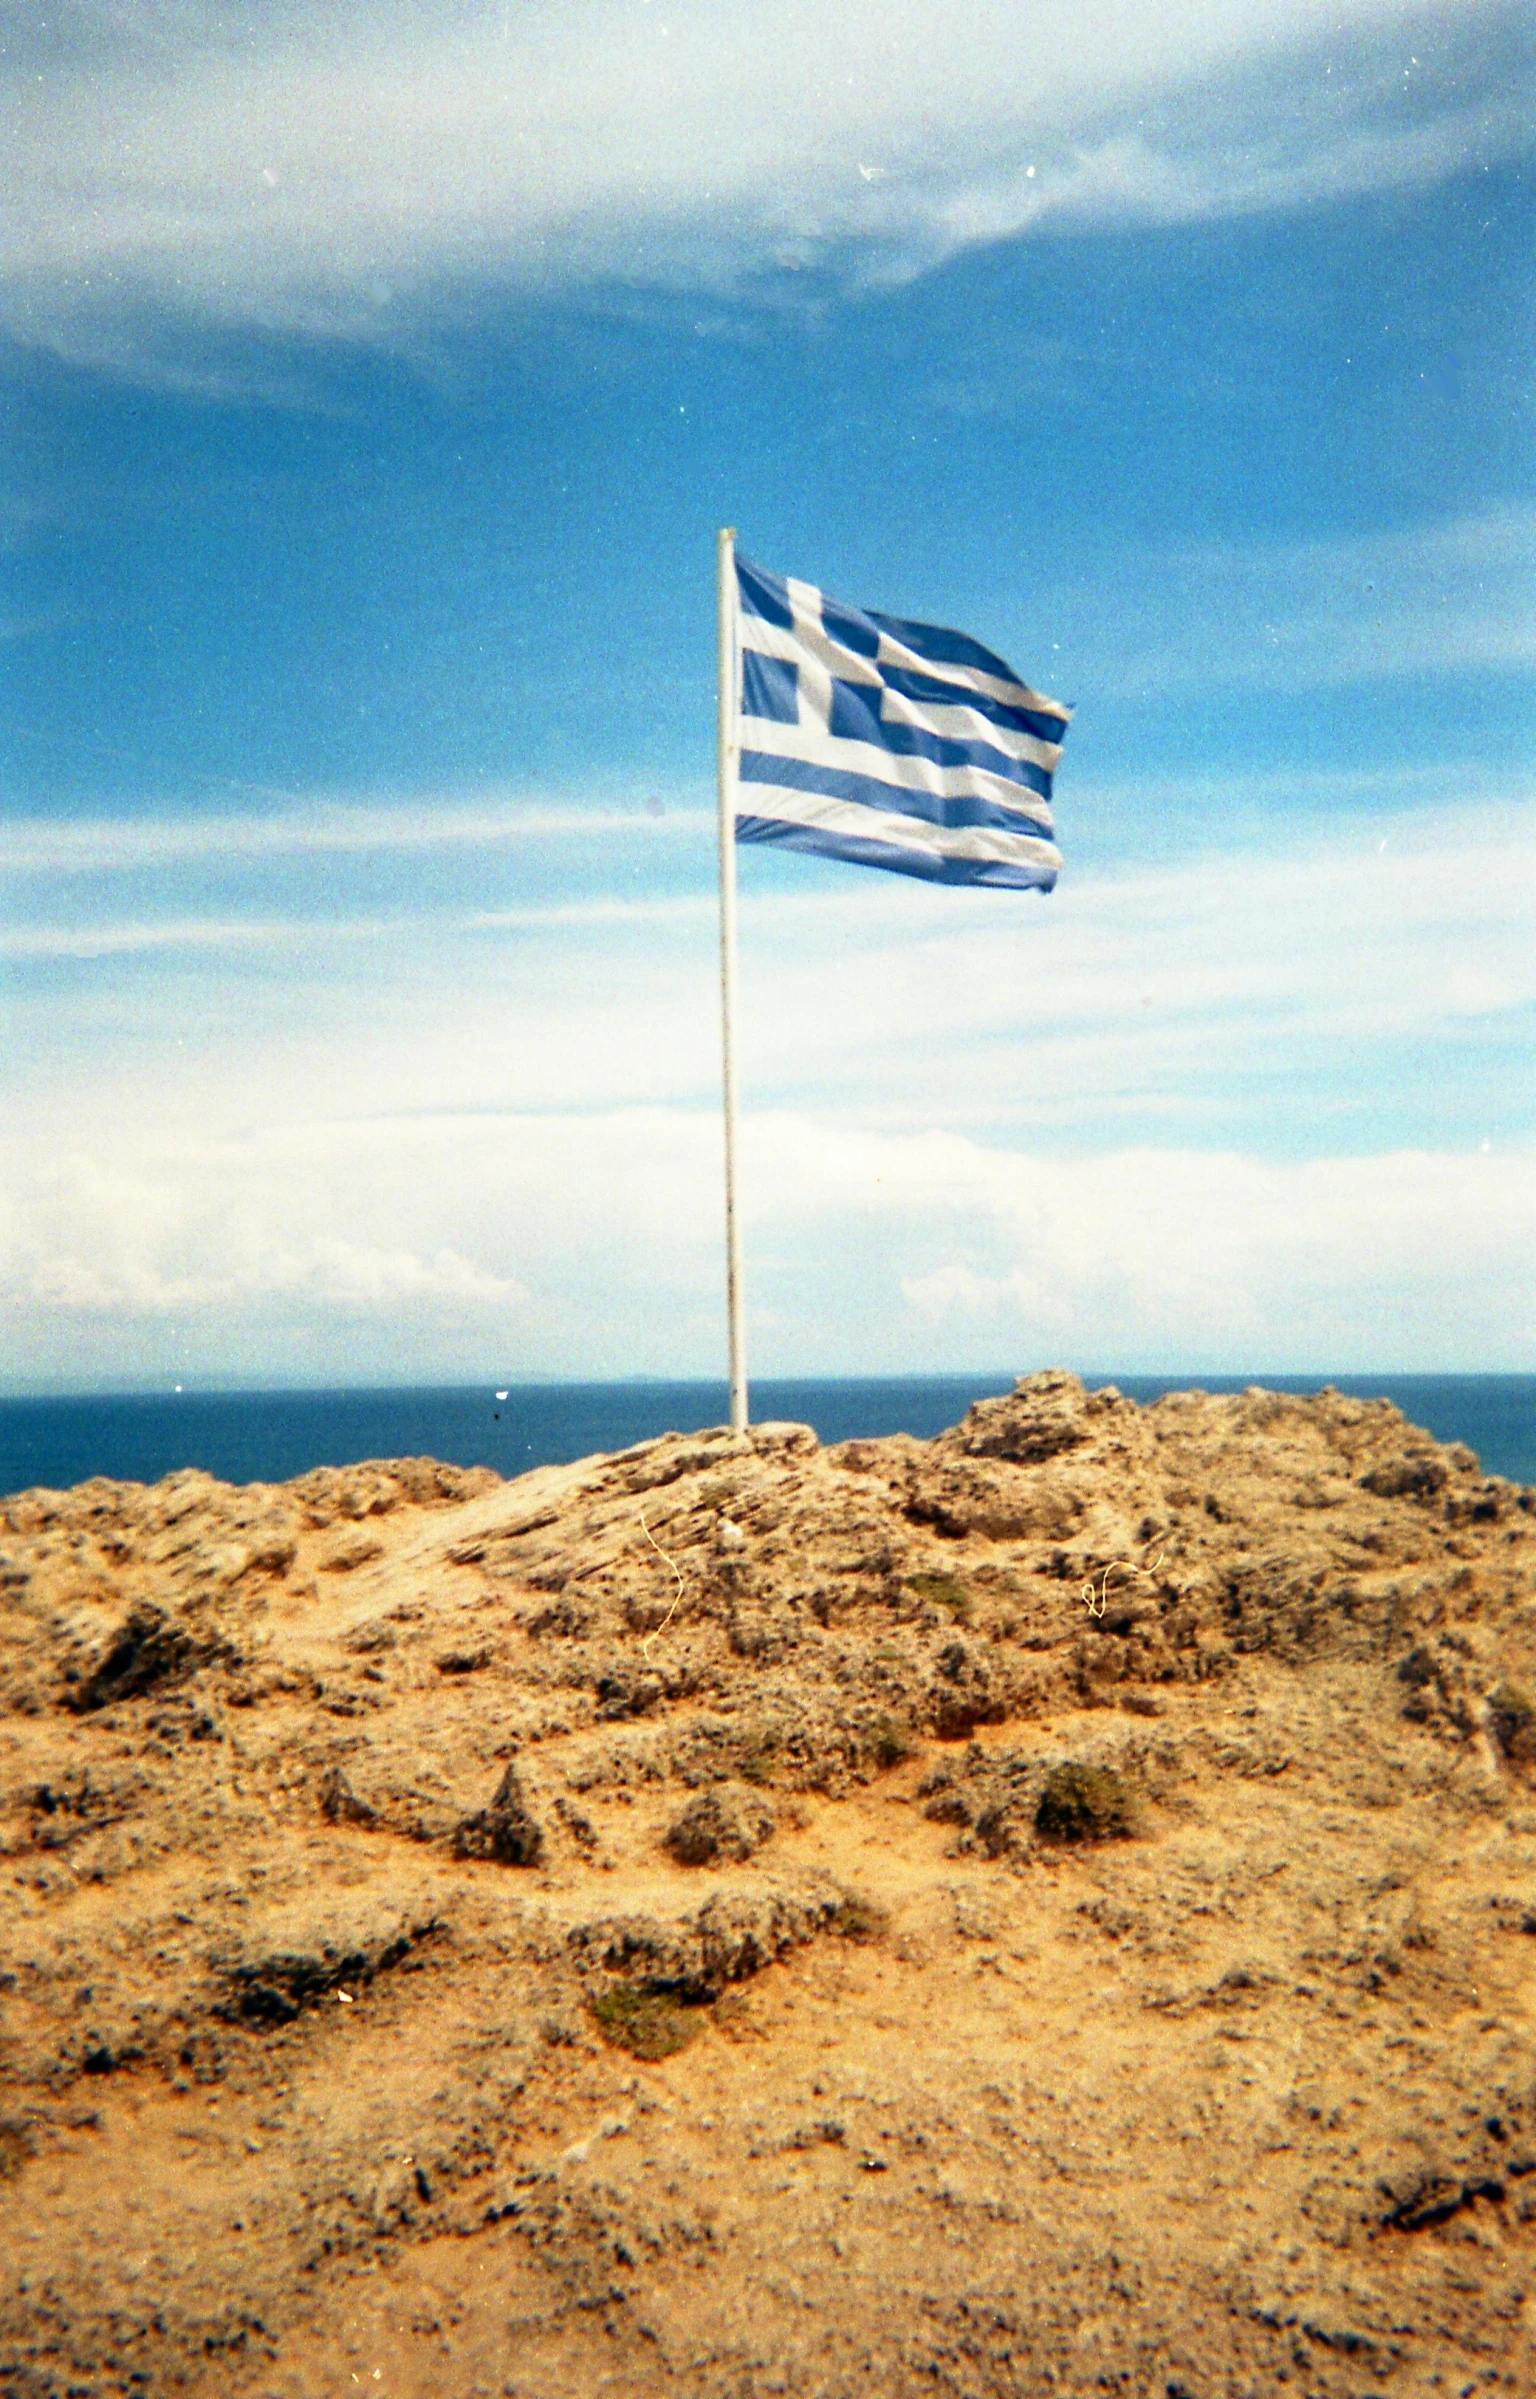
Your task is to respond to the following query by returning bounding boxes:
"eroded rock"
[451,1763,544,1866]
[664,1785,775,1866]
[5,1380,1536,2399]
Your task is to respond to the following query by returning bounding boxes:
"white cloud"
[4,789,1533,1141]
[2,1103,1530,1387]
[5,1136,525,1322]
[0,796,708,878]
[0,785,1531,1386]
[1062,506,1536,697]
[0,915,337,961]
[891,1140,1536,1367]
[3,0,1526,363]
[252,1237,525,1310]
[0,896,714,962]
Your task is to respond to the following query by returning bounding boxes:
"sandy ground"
[4,1371,1536,2397]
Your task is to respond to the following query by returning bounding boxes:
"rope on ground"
[1082,1549,1167,1620]
[637,1510,687,1657]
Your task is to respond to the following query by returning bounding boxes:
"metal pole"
[716,526,748,1431]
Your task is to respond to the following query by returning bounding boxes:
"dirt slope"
[4,1371,1536,2398]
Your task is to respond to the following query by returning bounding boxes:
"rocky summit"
[4,1372,1536,2397]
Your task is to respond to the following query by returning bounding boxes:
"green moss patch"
[1034,1762,1138,1844]
[906,1573,974,1622]
[589,1984,703,2061]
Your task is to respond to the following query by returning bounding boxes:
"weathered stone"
[664,1785,775,1866]
[451,1763,544,1865]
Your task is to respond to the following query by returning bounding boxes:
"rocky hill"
[3,1371,1536,2397]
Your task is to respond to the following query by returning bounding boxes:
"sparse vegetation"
[1487,1682,1536,1765]
[450,1764,544,1866]
[829,1892,889,1943]
[862,1713,914,1770]
[1034,1762,1139,1844]
[712,1990,765,2042]
[906,1572,974,1622]
[0,2119,35,2180]
[588,1984,702,2060]
[317,1767,377,1827]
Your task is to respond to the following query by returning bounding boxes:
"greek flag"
[734,555,1069,891]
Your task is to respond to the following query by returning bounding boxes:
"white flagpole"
[716,526,748,1432]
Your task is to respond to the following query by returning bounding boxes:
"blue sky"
[2,0,1533,1391]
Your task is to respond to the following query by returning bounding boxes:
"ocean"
[1,1374,1532,1499]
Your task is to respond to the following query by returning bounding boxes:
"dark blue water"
[1,1375,1531,1498]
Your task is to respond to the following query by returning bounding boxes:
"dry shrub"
[829,1892,889,1943]
[712,1990,766,2042]
[664,1786,774,1866]
[589,1985,701,2060]
[451,1765,544,1866]
[0,2119,36,2179]
[862,1714,915,1770]
[907,1573,974,1623]
[1034,1762,1139,1844]
[1488,1682,1536,1766]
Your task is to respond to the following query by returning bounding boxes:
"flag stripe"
[737,803,1059,890]
[742,726,1055,817]
[738,750,1055,839]
[866,607,1051,691]
[737,556,796,630]
[742,698,1057,799]
[878,661,1065,737]
[733,553,1069,894]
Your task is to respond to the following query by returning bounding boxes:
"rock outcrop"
[3,1376,1535,2397]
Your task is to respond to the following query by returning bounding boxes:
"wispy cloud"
[4,0,1527,368]
[0,895,714,961]
[1059,506,1536,697]
[3,778,1530,1384]
[4,789,1531,1142]
[0,795,707,877]
[23,1212,525,1318]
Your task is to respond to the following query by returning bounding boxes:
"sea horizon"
[2,1370,1532,1500]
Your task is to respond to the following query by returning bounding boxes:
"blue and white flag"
[734,555,1069,892]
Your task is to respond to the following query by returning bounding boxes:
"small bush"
[1034,1762,1138,1844]
[318,1767,377,1827]
[1361,1454,1448,1500]
[863,1714,915,1771]
[907,1573,974,1622]
[0,2119,35,2180]
[829,1892,889,1943]
[712,1990,765,2043]
[1488,1682,1536,1765]
[64,1605,219,1714]
[589,1985,701,2060]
